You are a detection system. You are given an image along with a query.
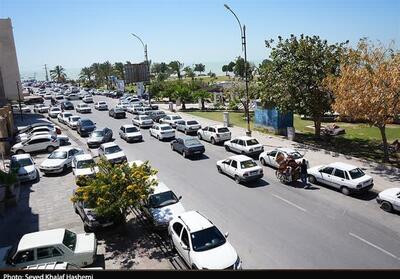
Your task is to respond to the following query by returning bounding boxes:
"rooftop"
[18,229,66,251]
[229,155,254,162]
[178,211,213,233]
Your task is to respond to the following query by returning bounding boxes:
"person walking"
[300,159,309,188]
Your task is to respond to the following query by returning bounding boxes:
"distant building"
[0,18,22,105]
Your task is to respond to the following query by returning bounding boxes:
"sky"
[1,0,399,79]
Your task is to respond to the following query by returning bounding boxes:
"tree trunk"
[201,99,205,110]
[181,101,186,110]
[378,125,389,163]
[313,117,321,138]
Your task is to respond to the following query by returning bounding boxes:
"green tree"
[151,62,170,81]
[183,66,196,80]
[169,61,184,79]
[224,81,260,119]
[49,65,67,83]
[233,57,254,80]
[193,89,211,110]
[113,62,125,79]
[194,63,206,75]
[259,34,347,137]
[99,61,113,89]
[71,158,157,220]
[90,63,102,87]
[207,71,216,78]
[222,65,229,76]
[79,67,93,82]
[173,82,192,109]
[149,80,165,101]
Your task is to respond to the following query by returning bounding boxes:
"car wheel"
[83,224,92,233]
[16,149,25,155]
[184,130,188,135]
[381,201,393,212]
[192,264,199,270]
[183,151,187,158]
[198,133,202,140]
[62,164,68,173]
[46,146,55,153]
[225,145,230,152]
[74,206,79,214]
[341,186,350,196]
[235,175,241,184]
[308,175,316,184]
[260,158,267,166]
[211,137,216,145]
[217,166,223,173]
[157,135,160,140]
[171,144,175,151]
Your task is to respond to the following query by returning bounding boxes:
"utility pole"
[44,64,49,82]
[131,33,151,105]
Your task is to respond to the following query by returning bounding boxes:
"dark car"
[109,108,126,119]
[87,127,113,148]
[150,104,159,110]
[76,118,96,137]
[61,101,74,111]
[170,136,205,158]
[148,110,166,123]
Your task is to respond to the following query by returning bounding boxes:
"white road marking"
[272,194,307,212]
[349,232,400,261]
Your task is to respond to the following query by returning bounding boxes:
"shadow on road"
[188,154,209,161]
[245,179,270,188]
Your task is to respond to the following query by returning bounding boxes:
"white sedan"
[119,124,143,142]
[39,147,84,174]
[98,142,127,164]
[57,112,73,124]
[259,147,308,168]
[224,136,264,156]
[67,115,81,130]
[94,101,108,110]
[72,154,99,184]
[8,154,38,183]
[132,115,154,128]
[376,188,400,213]
[217,155,263,184]
[149,124,175,140]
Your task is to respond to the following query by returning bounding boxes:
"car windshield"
[190,226,226,252]
[184,139,201,146]
[81,120,94,126]
[125,127,138,133]
[172,116,182,120]
[77,159,95,169]
[148,191,179,208]
[80,104,88,108]
[92,131,104,137]
[348,168,365,179]
[217,128,230,133]
[11,158,33,168]
[51,108,61,112]
[140,116,151,121]
[98,102,106,105]
[48,151,67,159]
[64,113,72,118]
[62,230,77,251]
[241,160,258,169]
[246,139,259,146]
[187,121,198,125]
[71,117,80,121]
[161,126,172,131]
[104,145,122,154]
[288,152,303,159]
[115,108,124,112]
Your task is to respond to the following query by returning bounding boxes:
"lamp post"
[131,33,151,105]
[224,4,251,136]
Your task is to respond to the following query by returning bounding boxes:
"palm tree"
[90,63,102,86]
[193,89,211,110]
[100,61,113,89]
[169,61,184,79]
[49,65,67,83]
[183,66,195,80]
[113,62,124,80]
[79,67,93,81]
[173,82,192,110]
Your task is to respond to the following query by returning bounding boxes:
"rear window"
[161,126,173,131]
[348,168,365,179]
[81,120,94,126]
[187,121,198,125]
[246,139,259,146]
[217,128,230,133]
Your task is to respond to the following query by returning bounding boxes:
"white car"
[76,103,91,113]
[72,154,99,183]
[224,136,264,156]
[0,228,97,268]
[67,115,81,130]
[44,93,52,99]
[66,93,79,100]
[8,154,38,183]
[17,126,58,142]
[160,115,185,128]
[78,91,88,99]
[33,104,50,113]
[98,142,127,164]
[94,101,108,110]
[135,106,152,115]
[149,124,175,140]
[126,104,142,114]
[39,147,84,174]
[307,162,374,195]
[197,125,231,144]
[119,124,143,142]
[116,102,131,111]
[132,115,154,128]
[259,148,308,168]
[82,95,93,103]
[376,188,400,213]
[176,120,202,135]
[48,107,62,118]
[12,104,31,113]
[217,155,263,184]
[168,211,242,270]
[11,134,60,154]
[57,112,73,124]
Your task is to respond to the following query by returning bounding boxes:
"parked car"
[17,126,58,142]
[135,106,152,115]
[108,108,126,119]
[126,104,142,114]
[98,142,127,164]
[8,154,38,183]
[132,115,154,128]
[61,101,74,111]
[44,93,52,100]
[116,101,131,111]
[12,104,31,113]
[307,162,374,195]
[75,103,91,113]
[197,125,231,145]
[54,93,64,100]
[24,261,103,270]
[119,124,143,142]
[17,123,56,136]
[217,155,263,184]
[39,147,84,174]
[76,118,96,137]
[376,188,400,213]
[67,115,81,130]
[48,107,62,118]
[57,112,73,124]
[66,93,79,100]
[78,91,88,99]
[87,128,113,148]
[168,211,242,270]
[24,96,44,105]
[147,110,166,123]
[82,95,93,103]
[160,115,185,128]
[11,134,60,154]
[142,182,185,229]
[149,124,175,141]
[176,120,202,135]
[72,154,98,184]
[224,136,264,156]
[0,229,97,268]
[33,104,50,113]
[259,148,309,168]
[170,136,205,158]
[94,101,108,110]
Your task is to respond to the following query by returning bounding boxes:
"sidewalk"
[158,103,400,193]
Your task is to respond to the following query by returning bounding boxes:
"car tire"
[16,149,25,155]
[211,137,216,145]
[83,224,92,233]
[74,206,79,214]
[217,166,223,173]
[341,186,350,196]
[183,151,187,158]
[235,175,241,184]
[184,130,188,135]
[381,201,393,212]
[260,158,267,166]
[47,146,55,153]
[198,133,202,140]
[308,175,316,184]
[171,144,175,151]
[225,145,230,152]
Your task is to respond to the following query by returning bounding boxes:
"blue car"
[76,118,96,137]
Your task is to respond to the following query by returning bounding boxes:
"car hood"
[75,167,98,176]
[11,142,23,150]
[75,233,96,254]
[88,136,104,143]
[150,202,186,223]
[0,246,12,268]
[379,188,400,199]
[193,242,237,269]
[126,132,142,137]
[17,165,36,175]
[105,152,126,160]
[41,158,66,168]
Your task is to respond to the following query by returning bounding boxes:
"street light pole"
[131,33,151,105]
[224,4,251,136]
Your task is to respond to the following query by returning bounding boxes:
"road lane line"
[272,194,307,212]
[349,232,400,261]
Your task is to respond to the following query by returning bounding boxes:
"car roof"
[74,154,93,161]
[178,211,213,233]
[152,182,171,194]
[121,124,135,129]
[177,136,198,141]
[18,229,66,251]
[229,155,253,162]
[157,123,172,128]
[101,142,118,148]
[29,134,54,140]
[328,162,359,171]
[275,147,298,154]
[233,136,256,141]
[208,125,226,129]
[11,154,32,160]
[56,146,81,152]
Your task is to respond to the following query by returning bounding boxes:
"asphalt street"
[44,95,400,268]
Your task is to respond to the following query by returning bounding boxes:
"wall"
[254,106,293,135]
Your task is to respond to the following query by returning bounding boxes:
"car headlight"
[234,256,241,269]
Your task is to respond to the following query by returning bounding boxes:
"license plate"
[250,171,258,175]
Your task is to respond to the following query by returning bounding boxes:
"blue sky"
[1,0,399,79]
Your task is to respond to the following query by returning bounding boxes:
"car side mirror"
[178,196,182,200]
[225,232,229,238]
[182,243,189,251]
